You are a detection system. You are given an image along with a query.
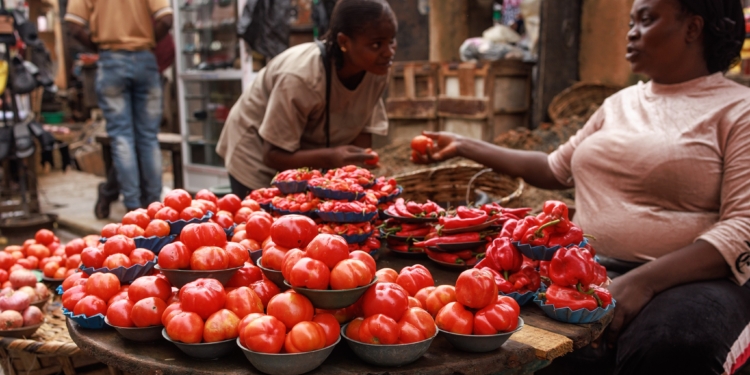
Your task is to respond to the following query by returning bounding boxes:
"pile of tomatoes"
[157,222,248,271]
[81,235,156,270]
[272,168,322,182]
[308,177,365,194]
[249,188,282,206]
[324,166,374,186]
[270,192,321,213]
[0,230,99,280]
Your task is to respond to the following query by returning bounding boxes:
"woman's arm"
[350,132,372,149]
[262,142,374,171]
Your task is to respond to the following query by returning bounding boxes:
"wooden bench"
[95,133,184,190]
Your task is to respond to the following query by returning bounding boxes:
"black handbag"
[10,56,37,94]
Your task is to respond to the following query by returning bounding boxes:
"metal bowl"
[154,265,241,288]
[249,249,262,265]
[237,336,340,375]
[41,276,64,289]
[30,298,48,311]
[105,317,163,342]
[162,329,236,359]
[257,257,287,290]
[283,277,377,310]
[340,322,437,367]
[0,320,45,338]
[439,317,524,353]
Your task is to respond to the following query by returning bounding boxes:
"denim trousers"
[96,50,163,209]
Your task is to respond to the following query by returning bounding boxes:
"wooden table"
[67,248,612,375]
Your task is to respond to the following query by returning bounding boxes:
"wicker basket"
[391,164,524,208]
[547,82,622,123]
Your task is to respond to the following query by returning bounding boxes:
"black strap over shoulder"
[316,40,331,148]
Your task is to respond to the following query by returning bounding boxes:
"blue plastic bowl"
[308,186,364,201]
[79,259,157,284]
[513,241,561,261]
[63,308,106,329]
[167,212,213,235]
[340,231,374,244]
[316,211,377,223]
[272,180,309,194]
[500,290,537,306]
[533,294,616,324]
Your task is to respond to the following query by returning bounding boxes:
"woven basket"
[547,82,622,123]
[391,164,524,208]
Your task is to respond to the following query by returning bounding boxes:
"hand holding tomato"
[411,131,461,164]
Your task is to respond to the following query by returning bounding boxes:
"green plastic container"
[41,112,65,124]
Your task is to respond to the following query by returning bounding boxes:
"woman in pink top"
[422,0,750,373]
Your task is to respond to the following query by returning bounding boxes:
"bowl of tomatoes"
[283,276,377,310]
[162,329,237,359]
[155,265,241,288]
[340,320,437,367]
[237,336,340,375]
[105,317,164,342]
[257,257,287,289]
[271,168,322,195]
[439,317,524,353]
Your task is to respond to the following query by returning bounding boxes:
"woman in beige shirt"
[217,0,396,196]
[423,0,750,373]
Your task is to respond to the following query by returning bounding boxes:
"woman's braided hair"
[678,0,746,73]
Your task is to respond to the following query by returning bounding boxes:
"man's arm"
[66,21,97,52]
[154,14,173,42]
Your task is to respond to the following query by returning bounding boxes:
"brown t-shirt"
[548,73,750,285]
[216,43,389,190]
[65,0,172,51]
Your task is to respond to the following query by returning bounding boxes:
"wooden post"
[428,0,469,62]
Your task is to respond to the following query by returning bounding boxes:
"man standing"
[65,0,173,214]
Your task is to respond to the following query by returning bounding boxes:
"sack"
[10,56,38,94]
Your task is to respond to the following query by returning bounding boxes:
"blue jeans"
[96,50,163,209]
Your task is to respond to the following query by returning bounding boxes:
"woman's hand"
[331,145,377,168]
[412,131,463,164]
[604,271,655,346]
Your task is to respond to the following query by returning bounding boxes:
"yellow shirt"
[64,0,172,51]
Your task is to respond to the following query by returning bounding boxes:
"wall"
[579,0,636,86]
[388,0,430,61]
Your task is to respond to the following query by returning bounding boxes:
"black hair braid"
[679,0,746,73]
[320,0,394,70]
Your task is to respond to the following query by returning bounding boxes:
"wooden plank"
[428,0,468,61]
[510,325,573,360]
[437,97,489,119]
[458,66,475,97]
[387,0,429,61]
[520,306,613,350]
[385,98,437,119]
[403,65,416,99]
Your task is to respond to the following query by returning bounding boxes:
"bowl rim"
[283,276,378,293]
[340,321,438,347]
[153,265,242,274]
[256,257,281,274]
[104,316,163,331]
[0,318,46,332]
[236,335,341,356]
[437,316,525,338]
[41,276,66,282]
[80,259,158,274]
[161,328,236,346]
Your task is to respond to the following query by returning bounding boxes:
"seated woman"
[419,0,750,373]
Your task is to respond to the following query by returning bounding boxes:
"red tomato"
[237,312,264,337]
[269,215,318,250]
[196,199,218,214]
[435,301,474,335]
[234,207,254,224]
[408,297,422,308]
[231,229,247,242]
[473,300,519,335]
[166,311,204,343]
[128,275,172,303]
[85,272,121,302]
[35,229,55,246]
[225,242,249,268]
[226,262,263,287]
[27,244,50,259]
[108,290,130,305]
[288,257,330,290]
[240,239,260,252]
[400,307,436,340]
[330,259,373,290]
[103,235,136,257]
[414,286,436,310]
[281,248,306,282]
[218,194,242,214]
[42,260,59,277]
[396,265,435,297]
[62,272,88,291]
[118,224,145,238]
[249,278,281,308]
[74,295,107,317]
[190,246,229,270]
[131,297,167,327]
[161,302,183,327]
[179,278,226,320]
[225,287,264,318]
[363,149,379,166]
[157,242,191,270]
[195,189,218,205]
[305,234,349,270]
[241,199,261,211]
[80,247,105,269]
[284,321,326,353]
[144,220,170,238]
[260,245,288,271]
[203,309,240,342]
[425,285,456,317]
[122,210,151,229]
[129,248,156,266]
[348,251,376,276]
[312,313,341,347]
[180,206,205,221]
[375,268,398,284]
[455,268,498,309]
[100,223,121,238]
[106,299,134,327]
[65,254,81,270]
[245,215,273,242]
[54,267,68,279]
[411,135,434,155]
[154,207,179,222]
[361,282,409,321]
[147,202,164,219]
[266,292,314,331]
[164,189,192,213]
[103,254,132,269]
[239,315,286,353]
[359,314,399,345]
[62,286,87,311]
[0,252,15,270]
[345,317,364,342]
[214,214,234,230]
[180,223,227,252]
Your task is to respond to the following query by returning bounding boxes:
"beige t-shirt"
[548,73,750,286]
[65,0,172,51]
[216,43,389,190]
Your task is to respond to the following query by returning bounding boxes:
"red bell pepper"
[547,224,584,248]
[406,201,423,215]
[500,219,518,238]
[440,210,488,230]
[542,200,572,233]
[540,284,599,311]
[484,237,523,279]
[476,266,516,294]
[512,216,540,242]
[507,265,541,293]
[522,219,561,246]
[582,248,607,286]
[548,246,595,289]
[539,261,551,285]
[589,285,613,308]
[412,232,481,248]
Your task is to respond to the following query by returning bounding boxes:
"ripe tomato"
[0,252,14,270]
[288,258,330,290]
[284,321,326,353]
[54,267,68,279]
[226,262,263,287]
[108,290,130,305]
[348,251,376,276]
[364,148,379,166]
[455,268,498,309]
[266,292,314,331]
[62,286,87,311]
[144,220,170,237]
[240,315,285,353]
[473,300,518,335]
[260,245,288,271]
[65,254,81,270]
[225,242,249,268]
[106,299,134,327]
[400,307,436,340]
[203,309,240,342]
[103,254,132,269]
[241,199,261,211]
[411,135,434,155]
[237,312,264,337]
[330,259,373,290]
[361,282,409,321]
[195,189,218,205]
[245,214,273,242]
[166,311,204,344]
[281,248,306,282]
[218,194,242,214]
[103,235,136,257]
[408,296,423,309]
[80,247,105,269]
[190,246,229,270]
[305,234,349,270]
[35,229,55,246]
[157,242,191,270]
[180,206,205,221]
[270,215,318,249]
[435,302,474,335]
[396,265,434,297]
[231,229,247,242]
[129,248,156,266]
[240,239,260,251]
[180,222,227,251]
[118,224,145,238]
[62,272,88,291]
[414,286,436,310]
[249,278,280,308]
[131,297,167,327]
[42,261,60,278]
[128,275,172,303]
[27,244,50,259]
[359,314,399,345]
[164,189,192,213]
[225,287,264,318]
[85,272,121,302]
[147,202,164,219]
[196,199,217,215]
[234,207,254,224]
[425,285,457,317]
[179,278,226,320]
[74,295,107,317]
[154,207,179,222]
[214,214,234,230]
[100,223,121,238]
[375,268,398,284]
[122,210,150,229]
[312,313,341,347]
[345,317,364,341]
[162,303,183,327]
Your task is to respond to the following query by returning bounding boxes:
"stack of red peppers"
[417,206,495,266]
[475,237,541,296]
[381,219,432,254]
[501,200,586,248]
[538,245,612,311]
